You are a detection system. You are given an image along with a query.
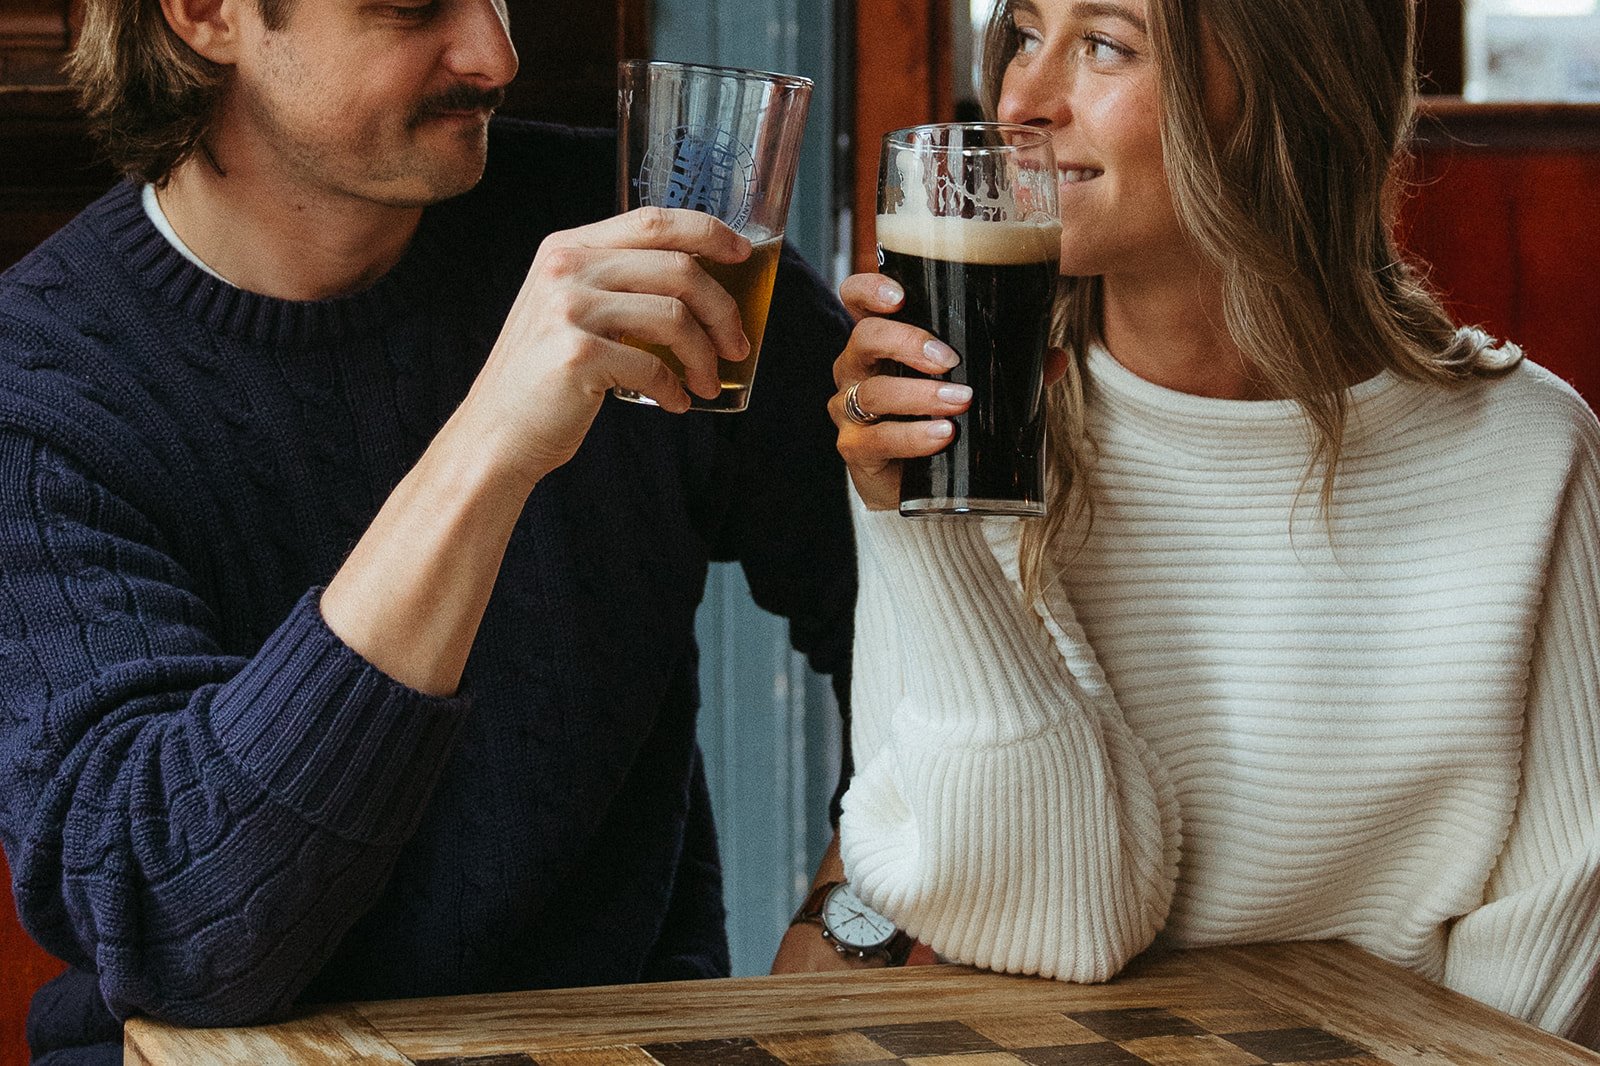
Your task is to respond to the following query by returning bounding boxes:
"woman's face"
[996,0,1232,280]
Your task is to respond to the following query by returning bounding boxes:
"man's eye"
[387,2,439,19]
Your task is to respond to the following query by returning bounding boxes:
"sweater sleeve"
[0,430,470,1027]
[1443,418,1600,1043]
[839,497,1180,981]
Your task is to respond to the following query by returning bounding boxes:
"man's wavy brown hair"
[68,0,292,184]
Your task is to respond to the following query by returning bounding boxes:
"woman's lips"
[1059,168,1104,184]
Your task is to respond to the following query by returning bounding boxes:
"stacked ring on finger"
[843,380,882,426]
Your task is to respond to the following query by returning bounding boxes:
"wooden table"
[124,942,1600,1065]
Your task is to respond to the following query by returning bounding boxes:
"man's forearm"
[321,404,536,696]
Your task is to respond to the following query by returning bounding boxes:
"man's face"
[223,0,518,208]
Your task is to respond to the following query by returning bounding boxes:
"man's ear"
[160,0,247,65]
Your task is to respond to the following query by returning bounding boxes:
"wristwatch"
[792,880,913,965]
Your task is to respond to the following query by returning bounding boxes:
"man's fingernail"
[928,420,954,440]
[937,383,972,404]
[878,282,903,307]
[924,340,959,369]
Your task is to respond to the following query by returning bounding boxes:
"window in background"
[1466,0,1600,100]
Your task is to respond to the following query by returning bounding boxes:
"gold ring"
[843,380,882,426]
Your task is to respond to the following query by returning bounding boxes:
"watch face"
[821,883,897,950]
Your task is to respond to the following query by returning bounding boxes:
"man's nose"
[446,0,520,88]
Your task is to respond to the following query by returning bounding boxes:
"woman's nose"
[997,61,1066,130]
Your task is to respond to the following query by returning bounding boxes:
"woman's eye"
[1015,28,1043,55]
[1083,32,1130,62]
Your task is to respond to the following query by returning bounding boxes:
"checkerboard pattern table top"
[406,1000,1389,1066]
[124,942,1600,1066]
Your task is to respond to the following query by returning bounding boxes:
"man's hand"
[322,207,750,698]
[461,206,753,489]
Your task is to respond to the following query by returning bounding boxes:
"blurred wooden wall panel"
[0,0,73,86]
[0,85,111,271]
[852,0,952,273]
[1401,103,1600,408]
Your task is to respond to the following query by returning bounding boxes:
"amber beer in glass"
[877,124,1061,517]
[613,61,812,413]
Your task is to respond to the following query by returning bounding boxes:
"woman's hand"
[829,274,1069,511]
[828,274,969,511]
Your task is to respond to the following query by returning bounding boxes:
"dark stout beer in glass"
[877,124,1061,517]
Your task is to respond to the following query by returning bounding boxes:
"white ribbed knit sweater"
[840,349,1600,1043]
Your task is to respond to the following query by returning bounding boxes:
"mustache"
[410,84,507,126]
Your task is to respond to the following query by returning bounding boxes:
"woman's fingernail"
[928,420,954,440]
[878,282,904,307]
[937,383,972,404]
[924,340,959,369]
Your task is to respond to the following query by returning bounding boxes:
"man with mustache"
[0,1,857,1062]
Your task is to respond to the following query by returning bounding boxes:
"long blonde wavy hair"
[978,0,1523,597]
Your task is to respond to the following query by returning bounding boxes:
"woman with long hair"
[829,0,1600,1043]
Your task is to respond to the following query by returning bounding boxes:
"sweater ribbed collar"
[1085,345,1420,458]
[97,180,446,349]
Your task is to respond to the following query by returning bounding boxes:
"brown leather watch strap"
[881,929,915,966]
[791,879,844,927]
[791,881,915,967]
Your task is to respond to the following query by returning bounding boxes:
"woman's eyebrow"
[1070,1,1149,34]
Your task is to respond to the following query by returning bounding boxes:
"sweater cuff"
[205,589,471,845]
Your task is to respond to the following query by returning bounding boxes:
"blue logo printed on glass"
[636,125,757,231]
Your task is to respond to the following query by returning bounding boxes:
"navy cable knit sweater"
[0,120,855,1064]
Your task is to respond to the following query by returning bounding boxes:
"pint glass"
[877,123,1061,517]
[613,61,813,413]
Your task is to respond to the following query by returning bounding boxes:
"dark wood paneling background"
[1402,103,1600,405]
[0,0,76,86]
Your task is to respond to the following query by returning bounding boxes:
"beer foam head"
[876,213,1063,266]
